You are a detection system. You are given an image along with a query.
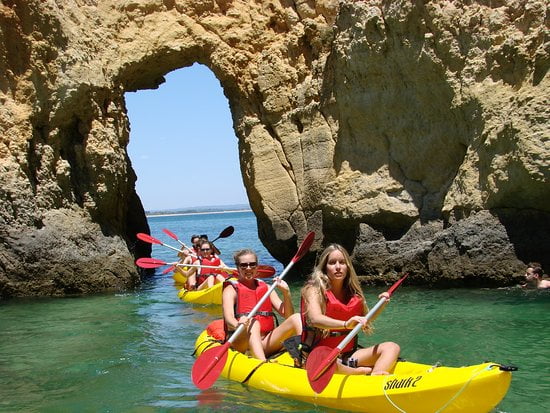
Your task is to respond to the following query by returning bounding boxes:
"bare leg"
[248,320,267,361]
[262,313,302,357]
[336,361,372,375]
[350,342,400,375]
[197,276,215,290]
[230,330,250,354]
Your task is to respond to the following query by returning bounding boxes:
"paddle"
[162,265,177,275]
[162,228,192,250]
[191,231,315,390]
[210,225,235,243]
[135,258,277,278]
[306,273,409,394]
[136,233,184,254]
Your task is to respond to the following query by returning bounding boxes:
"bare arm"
[270,279,294,318]
[222,284,240,330]
[303,288,348,330]
[183,260,199,289]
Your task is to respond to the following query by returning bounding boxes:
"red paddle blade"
[387,273,409,296]
[306,346,339,393]
[291,231,315,263]
[192,342,230,390]
[135,257,168,268]
[162,228,179,240]
[136,232,161,245]
[162,265,175,274]
[225,269,238,277]
[255,265,276,278]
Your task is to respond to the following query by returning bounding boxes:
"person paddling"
[300,244,400,375]
[182,240,228,290]
[175,234,201,276]
[222,249,302,361]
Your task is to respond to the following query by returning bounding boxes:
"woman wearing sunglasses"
[183,240,229,290]
[222,249,302,360]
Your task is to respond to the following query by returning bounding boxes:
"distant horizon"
[144,202,251,215]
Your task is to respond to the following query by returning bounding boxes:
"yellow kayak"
[178,282,223,305]
[194,330,513,413]
[172,270,187,285]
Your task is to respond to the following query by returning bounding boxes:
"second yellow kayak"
[178,282,223,305]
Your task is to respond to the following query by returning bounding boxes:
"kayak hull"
[178,283,222,305]
[194,330,512,413]
[172,271,187,285]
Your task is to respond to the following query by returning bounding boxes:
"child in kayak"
[300,244,400,375]
[223,249,302,361]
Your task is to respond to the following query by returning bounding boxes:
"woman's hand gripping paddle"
[191,231,315,390]
[306,273,409,394]
[135,258,277,278]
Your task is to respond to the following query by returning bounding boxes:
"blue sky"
[125,63,249,212]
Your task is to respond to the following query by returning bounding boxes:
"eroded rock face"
[0,0,548,297]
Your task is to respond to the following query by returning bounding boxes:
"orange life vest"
[197,256,222,284]
[302,289,364,353]
[225,279,275,335]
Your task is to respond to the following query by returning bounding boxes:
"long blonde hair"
[301,244,372,334]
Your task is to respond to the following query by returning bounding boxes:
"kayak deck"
[178,283,223,305]
[194,330,512,413]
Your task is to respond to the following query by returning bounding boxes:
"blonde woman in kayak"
[301,244,400,375]
[223,249,302,361]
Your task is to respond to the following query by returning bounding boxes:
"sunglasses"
[201,248,211,252]
[238,262,257,269]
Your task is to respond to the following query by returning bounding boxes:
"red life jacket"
[225,279,275,335]
[301,289,364,353]
[197,256,222,284]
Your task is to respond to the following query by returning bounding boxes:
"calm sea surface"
[1,211,549,412]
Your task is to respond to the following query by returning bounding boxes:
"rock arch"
[1,0,548,297]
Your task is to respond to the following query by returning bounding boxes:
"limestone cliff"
[0,0,548,297]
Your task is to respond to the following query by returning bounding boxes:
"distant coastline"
[145,204,252,218]
[146,209,252,218]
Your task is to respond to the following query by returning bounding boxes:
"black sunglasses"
[238,262,257,269]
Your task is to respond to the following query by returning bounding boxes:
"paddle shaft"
[153,240,196,257]
[176,262,234,273]
[160,240,196,256]
[137,233,184,254]
[335,296,388,352]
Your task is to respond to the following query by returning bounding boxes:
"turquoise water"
[1,211,549,412]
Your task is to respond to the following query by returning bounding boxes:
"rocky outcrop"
[0,1,548,297]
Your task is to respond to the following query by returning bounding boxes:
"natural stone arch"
[1,0,549,297]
